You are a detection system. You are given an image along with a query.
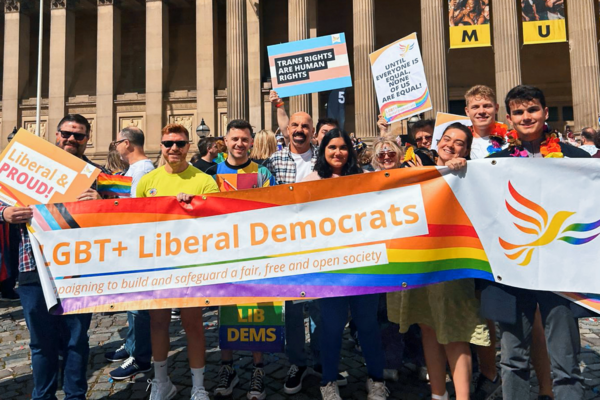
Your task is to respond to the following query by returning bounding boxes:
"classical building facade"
[1,0,599,162]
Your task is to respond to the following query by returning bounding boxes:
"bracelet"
[276,101,284,108]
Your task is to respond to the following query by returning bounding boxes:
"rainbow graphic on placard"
[384,91,431,123]
[398,43,414,57]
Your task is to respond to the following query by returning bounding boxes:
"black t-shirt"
[193,158,217,174]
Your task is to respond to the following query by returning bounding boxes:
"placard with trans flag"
[268,33,352,98]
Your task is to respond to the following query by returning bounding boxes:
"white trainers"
[366,378,389,400]
[320,381,342,400]
[191,386,210,400]
[147,378,177,400]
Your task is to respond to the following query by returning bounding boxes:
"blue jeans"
[285,300,321,367]
[124,310,152,363]
[319,294,384,384]
[19,284,92,400]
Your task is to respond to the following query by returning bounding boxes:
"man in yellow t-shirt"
[138,123,218,400]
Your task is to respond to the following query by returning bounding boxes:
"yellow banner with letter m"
[449,25,491,49]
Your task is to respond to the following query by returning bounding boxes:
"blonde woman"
[250,129,277,166]
[371,138,403,171]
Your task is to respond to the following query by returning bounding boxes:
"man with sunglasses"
[410,120,434,149]
[0,114,109,400]
[136,124,218,400]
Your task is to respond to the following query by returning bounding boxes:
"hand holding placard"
[0,129,100,206]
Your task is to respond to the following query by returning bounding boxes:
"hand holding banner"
[28,159,600,315]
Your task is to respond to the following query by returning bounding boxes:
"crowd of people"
[0,83,599,400]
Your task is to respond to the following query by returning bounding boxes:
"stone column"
[247,0,262,129]
[1,1,29,145]
[288,0,311,115]
[97,0,121,151]
[308,0,320,120]
[421,0,448,119]
[226,0,248,121]
[146,0,168,151]
[353,0,377,137]
[197,0,216,135]
[493,0,521,121]
[567,0,600,130]
[49,0,75,135]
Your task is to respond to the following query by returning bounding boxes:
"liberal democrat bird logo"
[499,181,600,266]
[398,43,415,58]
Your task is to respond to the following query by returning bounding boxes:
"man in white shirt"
[104,126,155,381]
[114,127,156,193]
[266,112,318,184]
[464,85,506,160]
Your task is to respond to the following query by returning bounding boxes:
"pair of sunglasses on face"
[416,135,433,143]
[161,140,189,149]
[376,150,397,160]
[59,130,89,142]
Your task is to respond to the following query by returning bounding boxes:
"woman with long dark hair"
[302,129,387,400]
[303,129,362,181]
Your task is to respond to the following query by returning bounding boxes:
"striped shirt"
[264,145,318,185]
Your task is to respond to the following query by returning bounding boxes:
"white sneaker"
[191,386,210,400]
[366,378,389,400]
[147,378,177,400]
[320,381,342,400]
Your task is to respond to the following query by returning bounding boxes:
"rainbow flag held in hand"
[97,173,132,197]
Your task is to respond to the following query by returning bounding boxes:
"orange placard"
[0,129,100,206]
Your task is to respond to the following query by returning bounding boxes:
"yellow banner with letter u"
[522,0,567,45]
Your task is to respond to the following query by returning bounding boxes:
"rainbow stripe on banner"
[97,173,132,197]
[29,167,494,314]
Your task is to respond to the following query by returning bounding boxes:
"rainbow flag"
[97,173,132,197]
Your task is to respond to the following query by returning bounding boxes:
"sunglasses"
[161,140,188,149]
[376,150,397,160]
[59,130,88,141]
[416,135,433,142]
[111,139,127,147]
